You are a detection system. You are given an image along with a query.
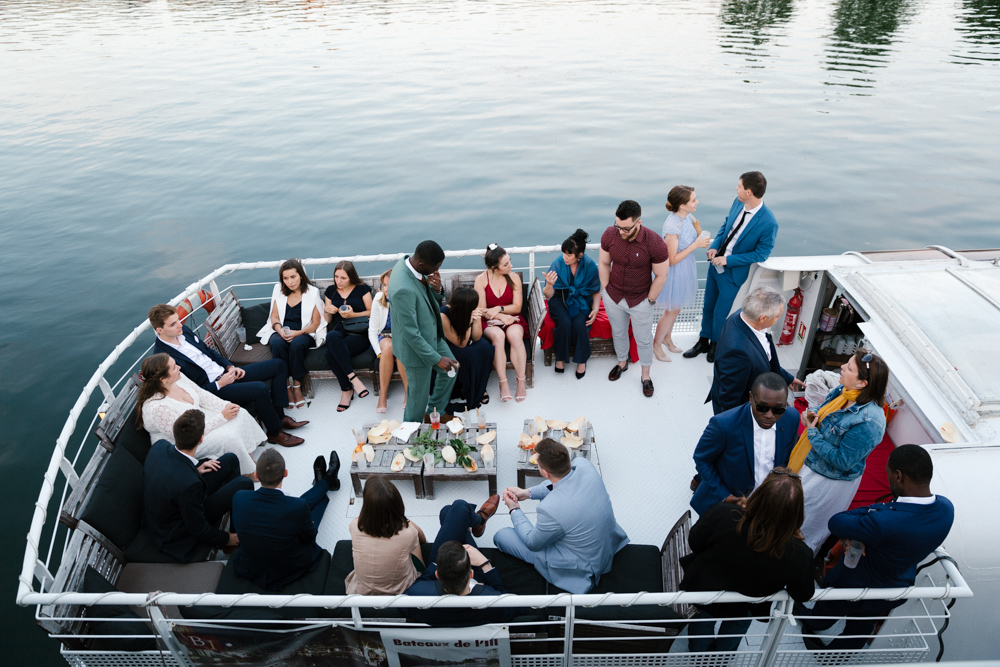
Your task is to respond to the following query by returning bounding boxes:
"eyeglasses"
[613,220,637,233]
[771,469,800,479]
[749,394,787,416]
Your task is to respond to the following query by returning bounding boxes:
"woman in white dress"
[136,353,265,476]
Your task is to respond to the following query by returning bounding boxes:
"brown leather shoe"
[268,431,304,447]
[642,378,654,397]
[282,415,309,430]
[472,494,501,538]
[608,361,629,381]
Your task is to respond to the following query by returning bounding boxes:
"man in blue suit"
[685,171,778,363]
[797,445,955,651]
[692,372,800,515]
[707,287,804,415]
[143,410,252,562]
[148,303,305,447]
[496,439,629,594]
[230,448,341,591]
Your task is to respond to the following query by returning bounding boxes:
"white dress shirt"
[723,201,762,257]
[158,334,226,388]
[896,495,936,505]
[405,257,424,280]
[740,312,771,361]
[175,447,199,466]
[751,415,777,489]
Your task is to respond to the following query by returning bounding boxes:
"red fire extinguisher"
[778,288,803,346]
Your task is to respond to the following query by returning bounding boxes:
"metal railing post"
[529,251,535,282]
[148,605,197,667]
[755,599,792,667]
[563,603,575,667]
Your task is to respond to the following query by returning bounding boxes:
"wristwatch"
[500,305,505,312]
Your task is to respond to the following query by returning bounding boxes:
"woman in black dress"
[323,261,372,411]
[440,287,494,415]
[680,469,815,652]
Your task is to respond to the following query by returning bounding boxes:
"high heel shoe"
[653,344,671,363]
[554,363,565,374]
[291,382,306,407]
[515,376,527,402]
[347,373,369,399]
[499,378,513,402]
[576,364,586,379]
[375,404,387,414]
[665,339,682,354]
[337,389,354,412]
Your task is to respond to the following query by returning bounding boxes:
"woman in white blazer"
[255,259,327,408]
[369,269,407,413]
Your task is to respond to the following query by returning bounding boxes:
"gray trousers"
[602,289,655,367]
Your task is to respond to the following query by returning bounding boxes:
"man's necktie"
[717,209,750,257]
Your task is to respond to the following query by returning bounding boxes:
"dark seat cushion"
[240,303,271,335]
[79,446,145,551]
[229,342,272,366]
[82,567,157,651]
[210,550,332,619]
[115,419,152,464]
[577,545,672,622]
[302,346,377,372]
[122,527,190,564]
[479,548,548,596]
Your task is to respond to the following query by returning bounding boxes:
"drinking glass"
[844,540,865,568]
[430,409,440,430]
[424,452,435,470]
[339,304,350,313]
[355,427,366,447]
[477,410,487,429]
[282,326,291,336]
[236,327,247,343]
[356,453,368,470]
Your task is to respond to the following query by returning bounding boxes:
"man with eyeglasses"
[691,372,800,515]
[598,200,670,397]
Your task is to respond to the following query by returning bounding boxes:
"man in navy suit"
[685,171,778,363]
[797,445,955,651]
[691,372,800,515]
[143,410,252,562]
[148,303,305,447]
[231,449,340,591]
[707,287,805,415]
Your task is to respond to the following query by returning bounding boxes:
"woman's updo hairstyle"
[136,353,172,430]
[665,185,695,213]
[485,243,514,290]
[561,229,589,256]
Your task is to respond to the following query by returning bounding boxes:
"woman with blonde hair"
[680,468,815,652]
[369,269,408,413]
[137,353,265,476]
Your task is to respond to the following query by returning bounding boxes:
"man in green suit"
[388,240,459,423]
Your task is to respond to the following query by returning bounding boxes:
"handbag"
[342,316,370,334]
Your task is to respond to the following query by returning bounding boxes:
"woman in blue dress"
[653,186,712,361]
[542,229,601,378]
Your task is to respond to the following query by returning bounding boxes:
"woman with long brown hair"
[680,469,815,652]
[440,286,494,413]
[474,243,529,402]
[323,260,373,411]
[137,353,264,476]
[345,476,426,595]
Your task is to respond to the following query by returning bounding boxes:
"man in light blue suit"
[495,439,629,594]
[685,171,778,363]
[691,372,800,515]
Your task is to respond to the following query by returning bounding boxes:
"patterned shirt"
[600,225,670,307]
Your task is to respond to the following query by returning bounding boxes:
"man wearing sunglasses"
[691,372,800,515]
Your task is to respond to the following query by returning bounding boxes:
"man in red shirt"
[598,200,670,397]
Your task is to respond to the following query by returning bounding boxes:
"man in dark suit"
[797,445,955,651]
[230,448,340,591]
[149,303,305,447]
[143,410,252,562]
[691,372,800,515]
[405,497,523,626]
[707,286,804,415]
[685,171,778,363]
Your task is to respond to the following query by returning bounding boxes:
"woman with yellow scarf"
[788,348,889,554]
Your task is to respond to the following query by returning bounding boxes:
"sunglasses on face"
[750,394,787,416]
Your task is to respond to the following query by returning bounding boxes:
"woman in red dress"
[474,243,528,402]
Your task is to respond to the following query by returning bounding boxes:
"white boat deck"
[275,330,713,552]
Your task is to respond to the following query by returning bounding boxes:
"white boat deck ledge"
[17,245,995,667]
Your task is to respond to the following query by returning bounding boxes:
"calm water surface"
[2,0,999,662]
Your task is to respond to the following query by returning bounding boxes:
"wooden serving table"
[419,422,498,500]
[349,423,425,499]
[516,419,600,489]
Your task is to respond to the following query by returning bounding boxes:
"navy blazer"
[710,197,778,287]
[143,440,229,562]
[691,403,799,515]
[825,496,955,590]
[154,326,231,392]
[405,564,523,627]
[708,310,794,415]
[231,487,325,591]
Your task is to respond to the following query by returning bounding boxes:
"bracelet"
[480,559,492,568]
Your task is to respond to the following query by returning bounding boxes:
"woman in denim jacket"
[787,348,889,554]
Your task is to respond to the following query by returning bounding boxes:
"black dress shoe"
[554,365,565,374]
[683,337,711,358]
[642,378,654,397]
[576,370,586,379]
[706,342,717,363]
[608,362,629,381]
[323,451,341,491]
[313,456,326,484]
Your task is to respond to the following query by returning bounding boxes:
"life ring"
[176,290,216,322]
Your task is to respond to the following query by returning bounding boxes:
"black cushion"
[115,419,152,464]
[82,567,157,651]
[240,303,271,335]
[577,545,672,622]
[123,527,191,564]
[79,446,145,551]
[213,550,332,619]
[479,548,548,596]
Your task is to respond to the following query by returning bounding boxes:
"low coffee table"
[418,422,498,500]
[516,419,600,488]
[349,423,425,499]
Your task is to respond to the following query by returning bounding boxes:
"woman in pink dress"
[474,243,529,402]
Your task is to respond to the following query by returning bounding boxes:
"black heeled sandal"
[347,373,369,399]
[337,388,354,412]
